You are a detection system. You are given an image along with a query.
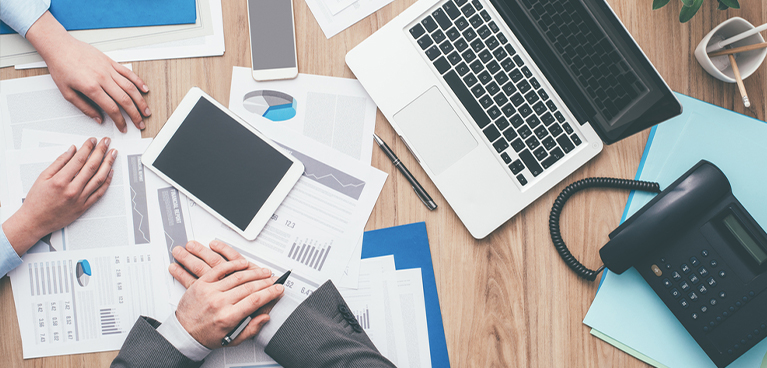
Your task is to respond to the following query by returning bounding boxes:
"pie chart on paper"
[76,259,91,287]
[243,90,297,122]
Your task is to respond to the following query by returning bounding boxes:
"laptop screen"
[490,0,681,144]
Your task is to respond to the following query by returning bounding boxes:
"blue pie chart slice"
[76,259,91,287]
[243,90,297,122]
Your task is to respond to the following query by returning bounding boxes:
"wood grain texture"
[1,1,765,367]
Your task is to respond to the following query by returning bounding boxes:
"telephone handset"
[550,160,767,368]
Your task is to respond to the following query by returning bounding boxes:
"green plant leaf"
[719,0,739,9]
[653,0,671,9]
[679,0,704,23]
[718,1,729,10]
[680,0,693,6]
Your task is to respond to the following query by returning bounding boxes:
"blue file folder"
[0,0,197,34]
[362,222,451,368]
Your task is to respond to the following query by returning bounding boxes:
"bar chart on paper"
[287,239,332,271]
[355,306,371,330]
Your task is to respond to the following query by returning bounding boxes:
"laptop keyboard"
[520,0,647,121]
[408,0,582,186]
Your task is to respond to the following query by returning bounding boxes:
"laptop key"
[563,122,574,134]
[410,24,426,39]
[546,100,557,112]
[493,93,508,106]
[455,38,468,52]
[510,92,525,106]
[510,114,524,128]
[463,73,478,87]
[477,25,491,39]
[510,69,524,83]
[471,84,485,97]
[542,136,557,150]
[483,124,501,142]
[470,60,483,73]
[505,44,516,56]
[478,71,492,84]
[534,126,547,139]
[524,90,539,104]
[516,174,528,186]
[443,1,461,19]
[496,117,510,131]
[422,16,438,32]
[479,95,493,108]
[518,125,532,139]
[469,14,483,28]
[478,50,492,63]
[518,103,533,117]
[454,0,468,6]
[533,147,547,161]
[492,138,509,153]
[550,147,565,160]
[493,47,508,61]
[470,39,484,52]
[521,66,532,78]
[519,149,543,177]
[554,111,565,122]
[501,58,514,71]
[447,51,462,65]
[526,115,541,129]
[488,21,499,33]
[456,62,470,76]
[541,112,555,126]
[510,160,524,174]
[502,126,517,141]
[501,103,515,117]
[443,70,490,128]
[418,35,434,49]
[446,27,461,41]
[500,151,512,164]
[571,134,582,146]
[463,28,477,42]
[486,81,500,95]
[487,106,501,119]
[432,29,446,44]
[494,71,509,85]
[530,77,540,89]
[532,101,546,115]
[486,60,500,74]
[502,82,517,96]
[517,80,531,94]
[511,138,525,152]
[548,123,563,137]
[461,3,476,17]
[425,46,441,61]
[538,89,549,101]
[462,49,476,63]
[541,154,560,169]
[440,41,455,54]
[433,57,451,74]
[556,134,575,153]
[497,33,508,44]
[471,0,483,10]
[454,16,469,30]
[480,10,491,21]
[433,9,452,30]
[485,36,499,50]
[513,55,524,67]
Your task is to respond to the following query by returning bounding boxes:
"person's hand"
[2,138,117,256]
[26,12,151,133]
[170,241,284,348]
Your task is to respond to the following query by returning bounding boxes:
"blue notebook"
[0,0,197,34]
[362,222,451,368]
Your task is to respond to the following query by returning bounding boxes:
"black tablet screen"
[152,98,294,231]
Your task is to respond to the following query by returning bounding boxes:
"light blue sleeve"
[0,226,23,278]
[0,0,51,38]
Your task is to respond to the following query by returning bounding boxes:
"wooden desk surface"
[2,1,765,366]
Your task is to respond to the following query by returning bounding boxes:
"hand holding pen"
[373,134,437,210]
[222,270,292,346]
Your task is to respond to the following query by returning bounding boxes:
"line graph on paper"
[277,144,366,200]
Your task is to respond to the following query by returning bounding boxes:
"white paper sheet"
[340,255,409,367]
[0,0,214,67]
[16,0,225,69]
[228,67,377,164]
[189,126,386,285]
[396,268,432,368]
[337,234,363,289]
[7,244,172,358]
[305,0,394,38]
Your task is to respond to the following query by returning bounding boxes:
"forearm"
[2,212,48,258]
[0,0,50,37]
[25,11,73,61]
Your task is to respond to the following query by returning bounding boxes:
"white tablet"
[142,87,304,240]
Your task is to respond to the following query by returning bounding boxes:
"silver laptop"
[347,0,681,238]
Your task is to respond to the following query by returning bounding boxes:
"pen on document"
[221,269,292,346]
[372,133,437,211]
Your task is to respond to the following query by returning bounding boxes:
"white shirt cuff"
[0,225,23,278]
[157,312,212,362]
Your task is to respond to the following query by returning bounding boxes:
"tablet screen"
[152,97,294,231]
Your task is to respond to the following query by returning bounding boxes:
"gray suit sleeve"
[265,280,397,368]
[111,316,204,368]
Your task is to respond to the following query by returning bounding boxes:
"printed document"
[304,0,394,38]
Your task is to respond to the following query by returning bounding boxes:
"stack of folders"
[583,93,767,367]
[0,66,450,367]
[0,0,225,69]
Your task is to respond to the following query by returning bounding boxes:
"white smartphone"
[141,88,304,241]
[247,0,298,81]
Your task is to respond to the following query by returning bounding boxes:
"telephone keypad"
[671,288,681,298]
[680,281,690,291]
[688,292,698,301]
[710,259,718,267]
[690,257,700,267]
[680,299,689,308]
[699,267,709,277]
[672,271,682,281]
[690,274,700,284]
[707,277,717,287]
[698,284,708,294]
[662,278,672,288]
[681,263,691,274]
[701,249,709,257]
[719,270,726,278]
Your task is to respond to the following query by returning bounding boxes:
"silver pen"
[373,134,437,210]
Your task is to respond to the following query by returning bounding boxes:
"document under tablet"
[143,88,303,240]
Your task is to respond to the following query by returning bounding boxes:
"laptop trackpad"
[394,87,477,175]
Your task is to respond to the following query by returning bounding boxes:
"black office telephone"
[549,160,767,368]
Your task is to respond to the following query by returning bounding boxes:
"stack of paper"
[583,93,767,367]
[2,0,225,69]
[0,71,198,358]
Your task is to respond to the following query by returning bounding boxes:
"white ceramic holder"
[695,17,767,84]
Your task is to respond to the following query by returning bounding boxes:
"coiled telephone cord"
[548,177,661,281]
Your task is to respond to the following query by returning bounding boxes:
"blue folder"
[362,222,451,368]
[0,0,197,34]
